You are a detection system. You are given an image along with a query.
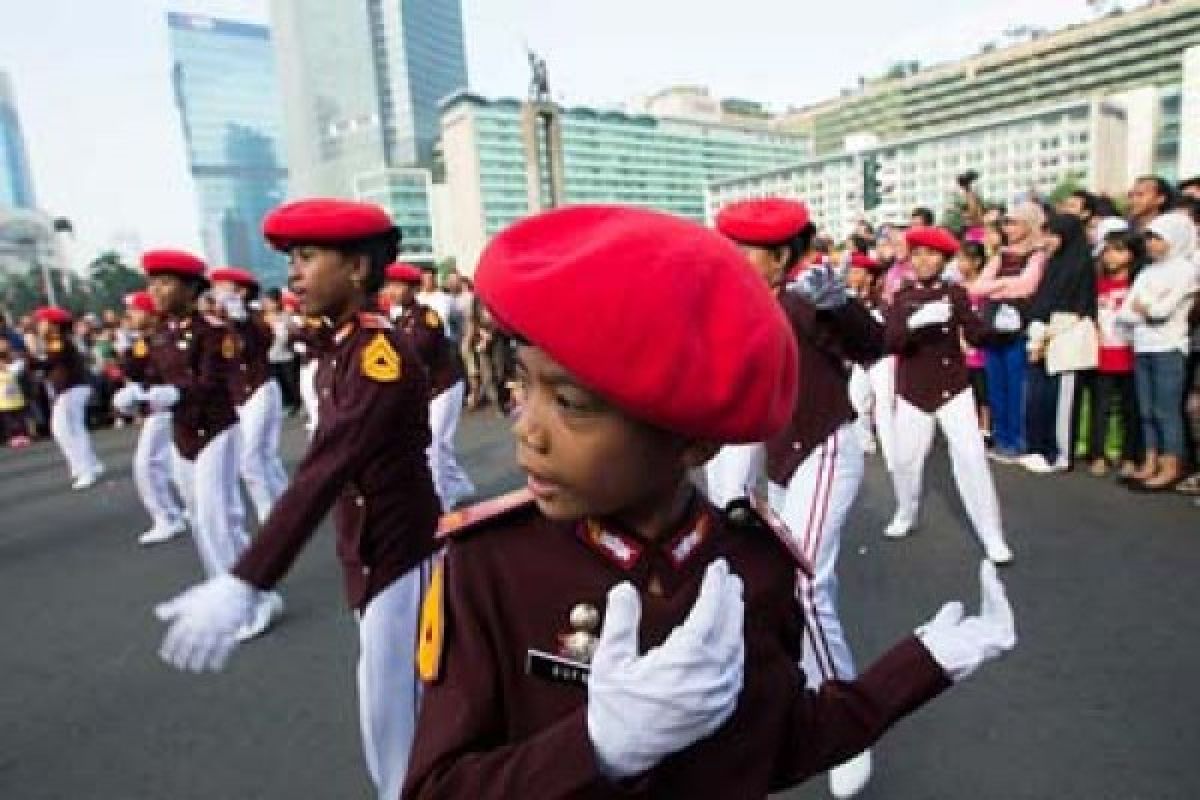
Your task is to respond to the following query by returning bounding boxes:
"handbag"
[1045,313,1099,374]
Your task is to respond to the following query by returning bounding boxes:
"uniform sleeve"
[233,333,429,589]
[771,636,951,789]
[883,296,915,355]
[785,293,883,367]
[402,546,605,799]
[952,286,994,347]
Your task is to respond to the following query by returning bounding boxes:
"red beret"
[384,262,423,284]
[262,198,394,250]
[142,249,207,278]
[905,226,960,256]
[124,291,157,314]
[715,198,811,246]
[849,252,882,271]
[34,306,72,326]
[209,266,258,287]
[475,205,798,443]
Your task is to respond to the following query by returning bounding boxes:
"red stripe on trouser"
[805,431,841,681]
[797,440,837,680]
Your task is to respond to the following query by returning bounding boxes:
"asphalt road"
[2,412,1198,800]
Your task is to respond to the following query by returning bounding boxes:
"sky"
[0,0,1112,264]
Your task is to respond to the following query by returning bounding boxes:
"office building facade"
[0,71,36,210]
[710,99,1128,240]
[168,12,289,286]
[440,91,811,270]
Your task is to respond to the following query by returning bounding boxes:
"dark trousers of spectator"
[1087,371,1142,464]
[1134,351,1188,459]
[1026,364,1083,467]
[271,360,301,412]
[0,408,28,441]
[480,337,514,413]
[984,338,1026,453]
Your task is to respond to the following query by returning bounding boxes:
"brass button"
[355,495,365,507]
[792,442,802,451]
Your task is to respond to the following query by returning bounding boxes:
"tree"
[85,251,144,313]
[1048,172,1087,207]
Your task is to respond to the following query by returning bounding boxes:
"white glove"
[915,561,1016,682]
[587,559,745,780]
[112,384,144,415]
[992,304,1021,333]
[222,293,247,321]
[155,573,258,672]
[906,300,953,331]
[143,385,180,412]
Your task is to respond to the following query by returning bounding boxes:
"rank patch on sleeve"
[221,333,239,359]
[361,333,401,382]
[425,309,441,329]
[417,561,445,683]
[132,339,148,358]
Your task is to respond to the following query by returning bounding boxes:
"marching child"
[884,227,1015,565]
[111,290,186,545]
[403,205,1016,800]
[153,200,442,800]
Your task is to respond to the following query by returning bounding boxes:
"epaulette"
[357,311,391,330]
[723,495,814,579]
[436,488,537,539]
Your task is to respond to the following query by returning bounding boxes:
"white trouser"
[768,424,863,687]
[891,391,1008,552]
[848,365,875,452]
[704,442,765,510]
[868,356,897,470]
[134,412,183,530]
[428,381,474,511]
[50,385,100,480]
[171,427,248,577]
[357,559,434,800]
[237,380,288,523]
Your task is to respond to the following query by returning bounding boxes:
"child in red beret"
[403,205,1016,800]
[153,200,442,800]
[883,228,1014,564]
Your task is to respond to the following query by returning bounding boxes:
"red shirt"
[1096,275,1134,374]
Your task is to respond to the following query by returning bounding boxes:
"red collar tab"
[664,508,714,570]
[577,520,644,571]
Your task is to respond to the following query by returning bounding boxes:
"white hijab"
[1146,211,1198,265]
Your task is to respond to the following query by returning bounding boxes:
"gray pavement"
[1,413,1198,799]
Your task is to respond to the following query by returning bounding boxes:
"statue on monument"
[527,48,551,104]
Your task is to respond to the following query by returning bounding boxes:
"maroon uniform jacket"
[885,280,997,413]
[119,332,160,386]
[226,311,274,406]
[403,492,949,799]
[394,303,464,396]
[147,312,239,460]
[765,291,884,485]
[30,334,89,394]
[233,312,440,610]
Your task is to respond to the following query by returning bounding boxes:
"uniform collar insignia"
[578,519,643,571]
[665,510,713,569]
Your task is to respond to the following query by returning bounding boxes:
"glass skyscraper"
[0,71,36,210]
[271,0,467,196]
[168,12,289,287]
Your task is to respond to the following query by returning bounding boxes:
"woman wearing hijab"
[1021,213,1099,473]
[1117,211,1199,490]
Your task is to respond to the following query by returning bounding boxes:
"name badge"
[526,649,589,687]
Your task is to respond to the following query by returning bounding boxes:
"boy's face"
[128,309,152,330]
[148,274,195,316]
[910,246,947,281]
[511,344,707,524]
[846,266,871,293]
[380,280,416,309]
[212,279,244,299]
[288,245,363,319]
